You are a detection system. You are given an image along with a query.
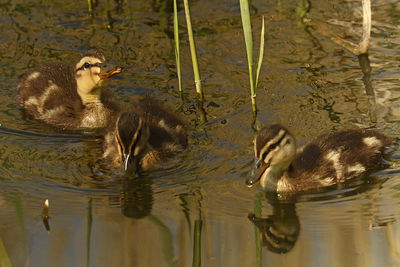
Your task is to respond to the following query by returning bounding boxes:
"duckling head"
[246,124,296,189]
[115,112,150,174]
[75,50,122,104]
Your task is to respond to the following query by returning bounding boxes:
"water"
[1,0,400,266]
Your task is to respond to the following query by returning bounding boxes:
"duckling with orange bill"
[18,50,122,130]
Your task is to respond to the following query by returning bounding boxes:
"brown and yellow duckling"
[247,124,396,193]
[18,50,122,129]
[103,97,187,174]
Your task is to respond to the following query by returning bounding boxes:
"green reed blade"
[239,0,256,113]
[173,0,182,93]
[87,0,93,15]
[183,0,203,101]
[255,16,265,89]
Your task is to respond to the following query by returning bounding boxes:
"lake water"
[1,0,400,266]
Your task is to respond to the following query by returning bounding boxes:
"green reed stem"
[240,0,255,112]
[87,0,93,15]
[255,16,265,89]
[173,0,182,93]
[183,0,203,101]
[240,1,265,115]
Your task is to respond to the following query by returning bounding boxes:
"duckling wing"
[291,129,395,184]
[18,63,85,128]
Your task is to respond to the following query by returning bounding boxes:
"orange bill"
[99,66,122,80]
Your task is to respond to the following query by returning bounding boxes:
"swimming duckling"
[246,124,396,193]
[103,97,187,174]
[18,50,122,129]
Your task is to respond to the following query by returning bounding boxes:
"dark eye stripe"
[261,133,286,160]
[76,62,102,72]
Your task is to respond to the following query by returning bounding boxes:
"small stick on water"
[311,0,371,55]
[42,199,50,234]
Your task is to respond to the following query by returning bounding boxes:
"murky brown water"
[2,0,400,266]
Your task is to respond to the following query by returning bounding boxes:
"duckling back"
[286,129,396,192]
[19,63,81,127]
[132,97,188,149]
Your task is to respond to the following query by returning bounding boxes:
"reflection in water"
[249,196,300,254]
[250,174,397,255]
[358,53,377,124]
[120,176,153,219]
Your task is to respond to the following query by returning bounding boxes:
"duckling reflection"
[103,97,187,174]
[18,50,121,130]
[247,124,396,193]
[120,176,153,219]
[248,200,299,254]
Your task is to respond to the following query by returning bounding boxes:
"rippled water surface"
[2,0,400,266]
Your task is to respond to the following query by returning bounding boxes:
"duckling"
[246,124,396,193]
[18,50,122,129]
[103,97,187,174]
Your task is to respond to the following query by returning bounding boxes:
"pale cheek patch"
[363,137,382,148]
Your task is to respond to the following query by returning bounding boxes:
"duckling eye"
[83,62,91,69]
[269,142,278,151]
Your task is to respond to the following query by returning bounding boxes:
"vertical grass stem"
[173,0,182,93]
[183,0,203,101]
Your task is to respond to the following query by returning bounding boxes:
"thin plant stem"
[173,0,182,93]
[240,0,256,113]
[255,16,265,89]
[183,0,203,101]
[87,0,93,16]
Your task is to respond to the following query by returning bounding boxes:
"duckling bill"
[247,124,396,193]
[18,50,121,129]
